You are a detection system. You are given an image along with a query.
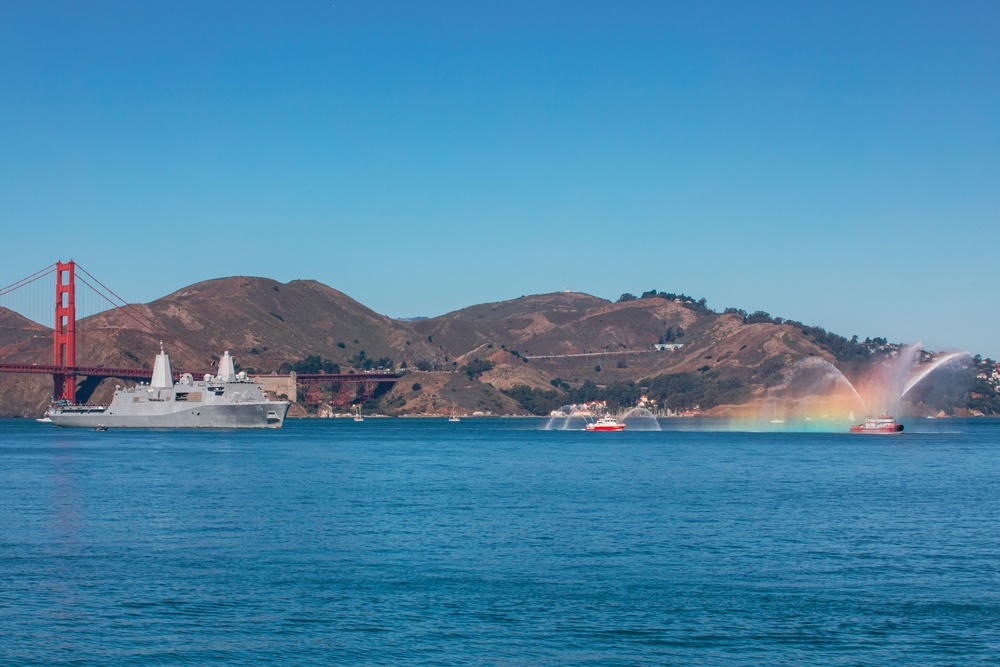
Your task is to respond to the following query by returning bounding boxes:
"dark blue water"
[2,417,999,665]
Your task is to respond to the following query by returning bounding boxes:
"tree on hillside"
[751,357,785,387]
[744,311,775,325]
[570,380,602,402]
[462,358,494,380]
[550,378,571,392]
[602,380,640,407]
[790,322,873,363]
[643,372,750,410]
[278,355,340,374]
[351,350,394,371]
[501,385,562,415]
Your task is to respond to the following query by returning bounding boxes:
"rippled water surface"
[2,417,1000,665]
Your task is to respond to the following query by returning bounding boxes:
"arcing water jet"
[900,351,970,401]
[788,357,870,414]
[789,346,971,419]
[621,407,661,431]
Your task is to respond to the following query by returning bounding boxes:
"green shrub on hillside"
[643,372,751,410]
[462,358,494,379]
[501,385,562,415]
[278,355,340,374]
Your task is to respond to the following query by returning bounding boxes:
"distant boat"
[850,414,904,434]
[448,407,460,422]
[770,403,785,424]
[585,416,625,432]
[35,416,52,423]
[354,405,364,422]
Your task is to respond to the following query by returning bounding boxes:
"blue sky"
[2,1,998,358]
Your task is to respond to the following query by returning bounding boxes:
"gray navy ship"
[47,347,289,429]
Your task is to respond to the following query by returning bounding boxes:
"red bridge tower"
[53,260,76,404]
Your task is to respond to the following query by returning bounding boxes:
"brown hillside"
[83,276,442,373]
[0,308,55,416]
[411,293,610,356]
[380,370,524,416]
[0,307,48,350]
[413,293,834,394]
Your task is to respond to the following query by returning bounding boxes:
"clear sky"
[2,1,998,358]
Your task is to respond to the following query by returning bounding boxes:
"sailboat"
[354,405,364,422]
[770,403,785,424]
[448,406,460,422]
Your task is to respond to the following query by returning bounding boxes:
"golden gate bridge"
[0,261,398,409]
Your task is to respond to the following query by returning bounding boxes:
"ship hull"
[49,402,288,429]
[585,419,626,431]
[849,424,904,434]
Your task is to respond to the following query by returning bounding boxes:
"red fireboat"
[849,413,904,434]
[585,416,626,432]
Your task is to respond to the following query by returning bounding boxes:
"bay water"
[2,417,999,665]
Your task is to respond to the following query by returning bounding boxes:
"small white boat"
[353,405,364,422]
[36,416,52,423]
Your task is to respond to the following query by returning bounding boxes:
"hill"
[0,280,993,418]
[80,276,442,373]
[406,292,835,414]
[412,291,831,377]
[0,307,48,350]
[404,291,992,417]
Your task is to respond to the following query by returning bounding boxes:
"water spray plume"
[900,351,970,400]
[621,407,661,431]
[544,405,662,430]
[790,345,971,420]
[544,405,592,430]
[789,357,869,414]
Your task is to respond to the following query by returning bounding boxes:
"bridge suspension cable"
[0,263,57,299]
[73,263,208,364]
[0,263,58,329]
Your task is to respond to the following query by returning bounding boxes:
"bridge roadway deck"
[295,372,399,383]
[0,364,400,383]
